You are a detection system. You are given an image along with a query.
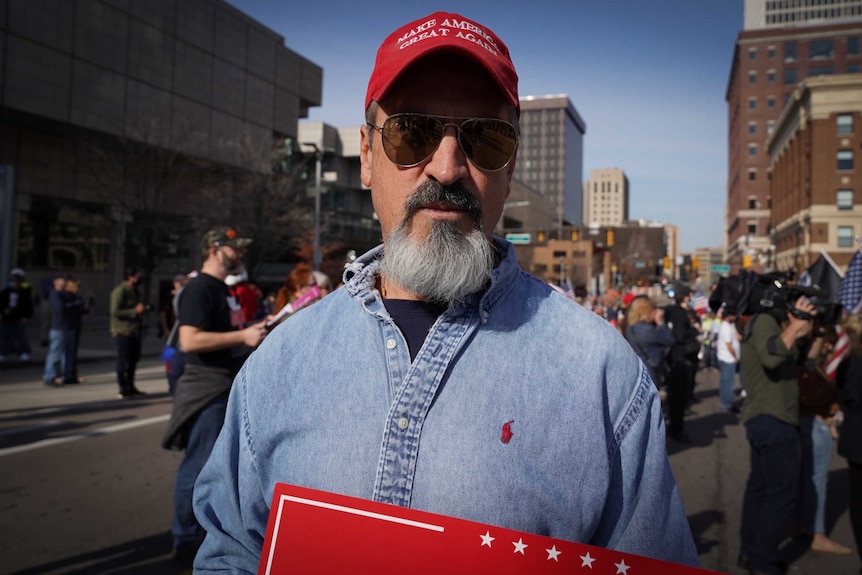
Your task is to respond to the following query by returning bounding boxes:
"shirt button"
[386,338,397,349]
[397,417,409,430]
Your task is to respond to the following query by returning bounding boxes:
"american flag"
[839,249,862,315]
[824,249,862,379]
[691,296,709,313]
[260,483,714,574]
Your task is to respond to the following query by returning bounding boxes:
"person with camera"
[738,293,817,575]
[110,268,147,399]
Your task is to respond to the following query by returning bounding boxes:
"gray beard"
[380,220,494,305]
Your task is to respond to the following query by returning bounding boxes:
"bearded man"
[192,12,698,573]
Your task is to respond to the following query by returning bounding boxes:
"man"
[665,285,700,441]
[716,307,741,413]
[42,274,67,385]
[162,227,268,567]
[193,13,698,572]
[110,269,146,398]
[738,294,817,575]
[0,268,34,361]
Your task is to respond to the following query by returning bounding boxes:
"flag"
[691,296,709,313]
[825,326,851,380]
[259,483,715,575]
[839,250,862,314]
[798,250,843,300]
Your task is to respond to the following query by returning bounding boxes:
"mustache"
[404,181,483,227]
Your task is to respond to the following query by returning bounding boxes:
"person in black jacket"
[837,313,862,563]
[0,268,34,361]
[664,285,700,442]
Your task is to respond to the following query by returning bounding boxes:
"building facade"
[767,74,862,273]
[0,0,322,305]
[513,95,586,231]
[745,0,862,30]
[582,168,629,227]
[726,13,862,269]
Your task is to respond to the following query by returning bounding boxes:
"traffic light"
[571,228,579,242]
[743,253,753,268]
[606,229,614,247]
[691,256,699,277]
[537,229,545,242]
[663,256,671,270]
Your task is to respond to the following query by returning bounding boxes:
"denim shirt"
[193,239,698,572]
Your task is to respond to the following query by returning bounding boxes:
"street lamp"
[302,142,331,271]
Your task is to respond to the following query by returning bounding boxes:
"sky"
[226,0,743,252]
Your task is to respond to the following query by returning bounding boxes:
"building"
[513,95,586,231]
[725,2,862,270]
[767,74,862,273]
[582,168,629,227]
[745,0,862,30]
[0,0,322,304]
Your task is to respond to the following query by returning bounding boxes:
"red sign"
[258,483,716,574]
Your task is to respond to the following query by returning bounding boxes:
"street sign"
[711,264,731,274]
[505,233,531,245]
[634,261,646,268]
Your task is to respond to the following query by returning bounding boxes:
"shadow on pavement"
[9,531,188,575]
[688,508,725,555]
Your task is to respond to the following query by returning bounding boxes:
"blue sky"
[227,1,743,252]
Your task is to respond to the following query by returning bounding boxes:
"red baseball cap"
[365,12,519,114]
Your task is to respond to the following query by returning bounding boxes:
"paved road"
[1,324,860,574]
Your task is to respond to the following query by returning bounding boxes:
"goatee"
[380,181,494,305]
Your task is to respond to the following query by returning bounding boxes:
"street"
[1,344,860,574]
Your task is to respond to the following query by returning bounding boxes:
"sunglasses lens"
[381,114,444,167]
[459,119,518,171]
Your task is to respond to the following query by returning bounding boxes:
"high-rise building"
[513,95,586,230]
[725,1,862,268]
[745,0,862,30]
[582,168,629,227]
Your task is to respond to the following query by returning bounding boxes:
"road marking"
[0,414,170,457]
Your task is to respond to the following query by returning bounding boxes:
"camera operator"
[738,294,817,575]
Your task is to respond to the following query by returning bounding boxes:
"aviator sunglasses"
[367,113,519,172]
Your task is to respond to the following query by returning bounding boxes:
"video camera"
[709,270,842,326]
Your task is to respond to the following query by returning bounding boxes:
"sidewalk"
[0,312,165,373]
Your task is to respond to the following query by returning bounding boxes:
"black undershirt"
[383,299,447,361]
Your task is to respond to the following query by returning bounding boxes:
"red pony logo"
[500,420,514,444]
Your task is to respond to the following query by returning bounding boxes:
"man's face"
[53,277,66,291]
[360,54,516,244]
[217,245,243,275]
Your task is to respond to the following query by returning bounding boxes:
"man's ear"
[360,125,373,189]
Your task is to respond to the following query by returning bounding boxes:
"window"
[809,39,834,59]
[748,97,757,110]
[767,46,776,59]
[749,47,757,61]
[785,42,797,62]
[748,198,757,209]
[848,63,861,73]
[748,221,758,234]
[767,120,776,135]
[767,96,776,109]
[809,65,834,76]
[848,37,860,56]
[837,189,854,209]
[748,121,757,135]
[837,114,854,135]
[749,144,758,157]
[838,150,854,170]
[767,69,776,83]
[748,71,757,84]
[748,169,757,181]
[784,68,797,84]
[838,226,854,247]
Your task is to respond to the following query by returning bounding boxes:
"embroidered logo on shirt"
[500,420,515,444]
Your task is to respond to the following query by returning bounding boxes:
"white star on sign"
[480,531,494,547]
[580,552,596,568]
[615,558,631,574]
[546,545,561,561]
[512,538,528,554]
